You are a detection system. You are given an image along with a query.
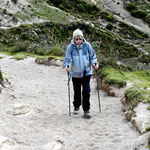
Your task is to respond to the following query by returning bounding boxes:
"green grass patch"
[16,0,73,24]
[0,70,4,81]
[125,71,150,83]
[47,0,102,20]
[147,106,150,110]
[146,127,150,131]
[98,64,150,105]
[99,66,127,88]
[124,70,150,107]
[148,135,150,148]
[0,56,4,59]
[29,2,72,24]
[11,55,27,60]
[35,55,63,62]
[8,41,30,54]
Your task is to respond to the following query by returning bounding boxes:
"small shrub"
[11,55,27,60]
[106,23,113,30]
[20,32,30,40]
[106,15,115,22]
[104,77,126,88]
[148,135,150,145]
[58,4,64,10]
[146,127,150,131]
[147,106,150,110]
[126,3,137,11]
[131,10,147,18]
[0,70,3,81]
[143,14,150,25]
[0,56,4,59]
[124,87,143,102]
[9,41,30,54]
[36,47,46,55]
[47,45,65,56]
[138,55,150,64]
[11,0,18,4]
[91,41,101,52]
[2,9,7,14]
[100,11,109,20]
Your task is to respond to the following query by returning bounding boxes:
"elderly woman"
[64,29,98,118]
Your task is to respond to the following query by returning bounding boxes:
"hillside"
[0,0,150,58]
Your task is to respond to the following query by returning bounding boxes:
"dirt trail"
[0,54,139,150]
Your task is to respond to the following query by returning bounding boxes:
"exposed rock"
[35,58,63,67]
[132,103,150,134]
[7,103,31,116]
[133,132,150,150]
[0,0,29,27]
[0,135,19,150]
[99,78,132,98]
[101,0,150,36]
[121,98,150,134]
[44,136,64,150]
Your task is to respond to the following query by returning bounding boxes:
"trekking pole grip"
[95,63,98,73]
[67,65,69,75]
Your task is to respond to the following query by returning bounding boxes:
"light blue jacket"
[64,39,97,78]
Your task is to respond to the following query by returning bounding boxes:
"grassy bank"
[98,65,150,109]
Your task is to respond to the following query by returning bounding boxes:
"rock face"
[44,136,64,150]
[35,58,63,66]
[101,0,150,35]
[7,103,31,116]
[99,77,132,98]
[121,99,150,135]
[0,0,46,28]
[0,0,29,27]
[133,133,150,150]
[0,135,19,150]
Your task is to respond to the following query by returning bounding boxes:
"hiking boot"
[84,110,91,118]
[73,108,79,115]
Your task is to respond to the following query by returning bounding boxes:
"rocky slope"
[101,0,150,35]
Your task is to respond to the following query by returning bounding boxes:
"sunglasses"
[75,38,83,41]
[75,38,82,41]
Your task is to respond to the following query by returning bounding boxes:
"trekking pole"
[95,63,101,113]
[0,79,5,88]
[67,65,71,116]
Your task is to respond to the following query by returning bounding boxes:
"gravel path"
[0,55,139,150]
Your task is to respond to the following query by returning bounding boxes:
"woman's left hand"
[93,65,98,70]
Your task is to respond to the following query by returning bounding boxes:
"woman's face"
[74,36,83,45]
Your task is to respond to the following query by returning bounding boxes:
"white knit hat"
[73,29,83,39]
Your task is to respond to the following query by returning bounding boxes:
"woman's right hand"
[66,66,70,72]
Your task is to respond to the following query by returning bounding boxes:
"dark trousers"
[72,75,91,111]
